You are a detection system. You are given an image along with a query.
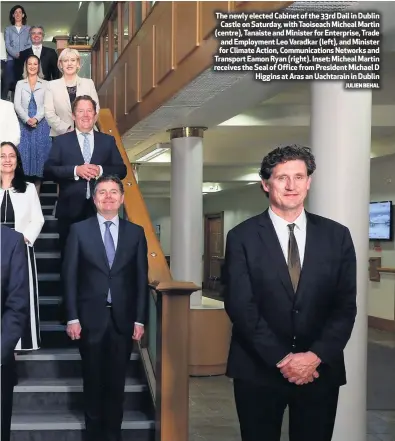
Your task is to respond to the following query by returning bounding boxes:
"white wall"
[368,154,395,320]
[203,184,269,253]
[144,155,395,320]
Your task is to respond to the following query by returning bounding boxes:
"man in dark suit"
[15,26,60,81]
[44,95,127,260]
[62,175,148,441]
[1,226,30,441]
[224,145,357,441]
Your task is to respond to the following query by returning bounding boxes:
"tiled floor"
[189,328,395,441]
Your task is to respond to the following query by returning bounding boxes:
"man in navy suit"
[15,26,60,81]
[44,95,127,260]
[1,226,30,441]
[224,145,357,441]
[62,175,148,441]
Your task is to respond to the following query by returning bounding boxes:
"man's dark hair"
[9,5,27,25]
[93,175,124,196]
[71,95,97,114]
[0,142,27,193]
[259,145,316,196]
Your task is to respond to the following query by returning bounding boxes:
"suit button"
[293,309,299,313]
[292,344,296,349]
[293,336,296,340]
[109,276,112,279]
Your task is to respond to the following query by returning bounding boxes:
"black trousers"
[233,379,339,441]
[79,308,133,441]
[1,363,16,441]
[58,198,96,262]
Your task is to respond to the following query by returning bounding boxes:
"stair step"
[40,194,57,205]
[40,321,70,347]
[38,297,61,320]
[36,252,60,258]
[41,205,55,215]
[42,217,58,233]
[16,348,141,379]
[36,252,61,273]
[11,411,155,441]
[13,376,151,412]
[38,273,60,282]
[15,377,146,393]
[16,347,140,361]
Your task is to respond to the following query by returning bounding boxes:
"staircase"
[11,181,155,441]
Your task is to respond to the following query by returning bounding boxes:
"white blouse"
[0,182,44,245]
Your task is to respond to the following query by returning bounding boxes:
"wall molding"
[368,315,395,333]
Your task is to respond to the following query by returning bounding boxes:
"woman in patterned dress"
[0,141,44,350]
[14,55,51,193]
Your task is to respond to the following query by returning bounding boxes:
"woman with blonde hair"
[44,47,100,137]
[14,54,51,193]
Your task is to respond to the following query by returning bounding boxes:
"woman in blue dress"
[14,54,51,193]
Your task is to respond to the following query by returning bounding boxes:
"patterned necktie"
[104,221,116,303]
[287,224,301,293]
[81,133,91,198]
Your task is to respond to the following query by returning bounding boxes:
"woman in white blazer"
[1,141,44,351]
[44,47,100,137]
[14,55,52,193]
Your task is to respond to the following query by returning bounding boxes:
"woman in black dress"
[0,141,44,350]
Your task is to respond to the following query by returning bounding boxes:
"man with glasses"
[16,25,60,81]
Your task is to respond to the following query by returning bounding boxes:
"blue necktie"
[81,133,91,198]
[104,221,115,303]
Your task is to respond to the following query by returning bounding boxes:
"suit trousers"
[233,378,339,441]
[1,363,16,441]
[79,307,134,441]
[58,198,96,262]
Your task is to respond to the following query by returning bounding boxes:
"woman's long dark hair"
[1,142,27,193]
[9,5,27,25]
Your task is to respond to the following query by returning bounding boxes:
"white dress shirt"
[68,214,143,327]
[268,207,307,267]
[32,44,42,58]
[73,129,103,195]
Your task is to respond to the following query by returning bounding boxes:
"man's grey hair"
[30,25,45,34]
[93,175,124,196]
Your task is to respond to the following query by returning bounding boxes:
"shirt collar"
[97,213,119,227]
[268,207,306,231]
[76,128,94,137]
[33,44,42,50]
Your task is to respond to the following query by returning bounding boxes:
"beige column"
[310,81,372,441]
[168,127,206,307]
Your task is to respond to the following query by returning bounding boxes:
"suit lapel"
[294,212,321,305]
[71,131,85,163]
[111,220,127,271]
[90,217,110,272]
[90,132,101,165]
[258,210,294,300]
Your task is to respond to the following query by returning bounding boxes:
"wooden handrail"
[378,268,395,274]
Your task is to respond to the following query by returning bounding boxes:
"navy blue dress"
[18,94,52,180]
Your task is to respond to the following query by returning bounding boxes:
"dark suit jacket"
[16,46,60,81]
[43,131,127,220]
[224,209,357,390]
[1,226,29,366]
[62,217,149,340]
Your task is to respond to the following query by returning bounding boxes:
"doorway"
[204,212,224,291]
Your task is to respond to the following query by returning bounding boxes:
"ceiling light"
[135,143,170,162]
